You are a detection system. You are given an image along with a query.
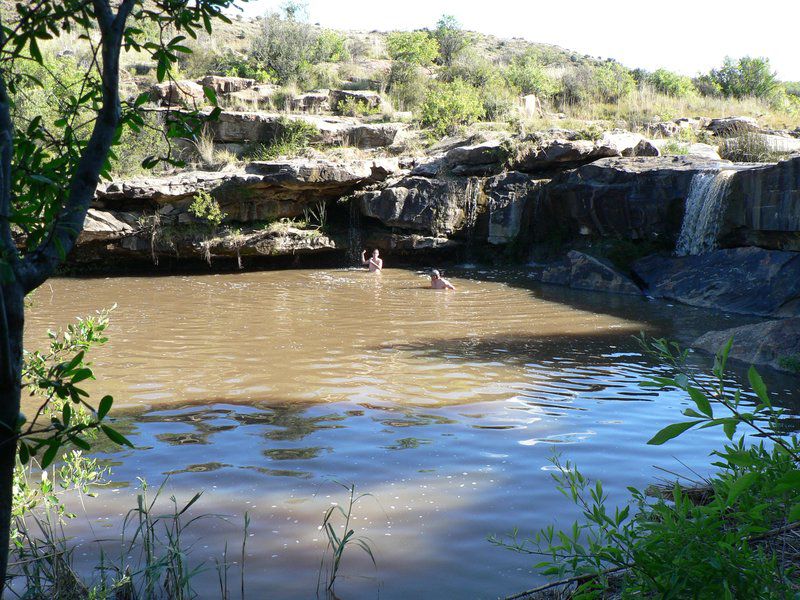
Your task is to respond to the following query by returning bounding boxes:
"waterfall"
[675,170,735,256]
[462,177,482,260]
[347,196,363,265]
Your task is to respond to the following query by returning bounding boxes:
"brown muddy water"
[24,268,799,599]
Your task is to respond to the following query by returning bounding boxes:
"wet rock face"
[722,157,800,251]
[535,156,731,243]
[484,171,545,245]
[531,251,642,295]
[633,247,800,317]
[358,176,469,235]
[693,317,800,374]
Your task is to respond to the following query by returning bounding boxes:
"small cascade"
[347,196,363,265]
[675,170,736,256]
[462,177,483,259]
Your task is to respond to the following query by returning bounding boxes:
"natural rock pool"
[24,268,798,599]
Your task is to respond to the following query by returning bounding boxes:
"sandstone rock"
[80,209,135,242]
[484,171,545,245]
[650,140,722,160]
[532,250,642,295]
[722,156,800,251]
[151,80,205,107]
[633,247,800,317]
[290,90,330,113]
[443,139,508,176]
[358,176,469,234]
[719,133,800,160]
[95,158,400,222]
[693,317,800,373]
[534,156,734,242]
[364,231,457,252]
[202,110,404,149]
[226,84,279,106]
[598,130,659,157]
[330,90,382,112]
[706,116,760,137]
[512,138,618,172]
[199,76,255,94]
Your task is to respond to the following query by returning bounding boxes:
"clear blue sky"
[232,0,800,81]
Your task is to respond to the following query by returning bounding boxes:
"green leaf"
[97,395,113,420]
[647,421,702,445]
[723,420,737,440]
[748,366,771,408]
[41,442,59,468]
[101,425,134,448]
[772,470,800,495]
[203,85,218,105]
[727,472,758,504]
[687,386,713,418]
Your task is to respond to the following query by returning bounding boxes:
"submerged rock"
[693,317,800,374]
[633,247,800,317]
[531,251,642,295]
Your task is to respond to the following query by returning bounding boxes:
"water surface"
[24,268,798,599]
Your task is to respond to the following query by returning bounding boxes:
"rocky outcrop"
[330,90,382,111]
[290,90,330,113]
[533,156,732,243]
[706,116,760,136]
[598,130,659,157]
[203,110,405,149]
[442,139,509,176]
[633,247,800,317]
[651,140,722,160]
[151,80,206,107]
[199,76,255,94]
[531,251,642,295]
[693,318,800,373]
[358,176,469,234]
[719,134,800,160]
[722,156,800,251]
[96,158,400,222]
[485,172,545,245]
[511,138,618,171]
[79,209,136,242]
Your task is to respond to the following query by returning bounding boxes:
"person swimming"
[430,269,455,290]
[361,248,383,272]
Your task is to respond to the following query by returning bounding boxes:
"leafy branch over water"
[494,336,800,599]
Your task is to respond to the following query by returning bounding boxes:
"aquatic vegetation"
[495,337,800,598]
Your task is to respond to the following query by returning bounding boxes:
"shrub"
[387,61,430,111]
[386,31,439,66]
[313,30,351,63]
[188,190,226,227]
[249,9,318,84]
[505,51,560,99]
[433,15,470,67]
[647,68,697,98]
[708,56,779,99]
[560,62,636,105]
[420,79,484,136]
[335,96,380,117]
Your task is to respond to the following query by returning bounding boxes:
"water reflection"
[22,268,798,599]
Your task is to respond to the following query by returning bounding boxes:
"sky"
[231,0,800,81]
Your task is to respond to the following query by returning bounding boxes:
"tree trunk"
[0,281,25,593]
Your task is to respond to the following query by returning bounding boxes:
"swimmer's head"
[372,249,380,258]
[431,269,440,279]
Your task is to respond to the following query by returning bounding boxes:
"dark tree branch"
[16,0,136,293]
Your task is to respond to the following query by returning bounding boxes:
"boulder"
[79,209,135,242]
[531,251,642,295]
[150,80,205,107]
[358,176,470,234]
[650,140,722,160]
[512,138,618,172]
[199,76,255,95]
[693,318,800,374]
[706,116,760,137]
[719,133,800,160]
[633,247,800,317]
[330,89,382,112]
[598,130,659,157]
[443,139,509,176]
[290,90,330,113]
